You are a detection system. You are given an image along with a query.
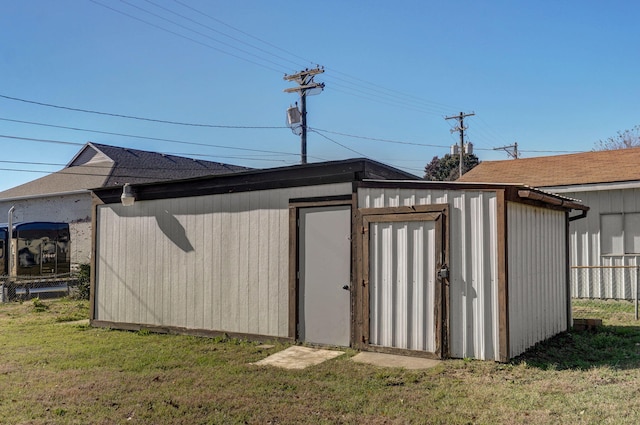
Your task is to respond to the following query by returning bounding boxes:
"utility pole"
[284,66,325,164]
[445,111,475,178]
[494,142,519,159]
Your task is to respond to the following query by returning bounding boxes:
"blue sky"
[0,0,638,190]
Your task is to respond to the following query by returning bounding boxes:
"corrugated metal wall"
[359,187,500,361]
[368,219,437,351]
[94,183,352,338]
[507,202,567,358]
[564,188,640,299]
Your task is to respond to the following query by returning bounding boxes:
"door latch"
[437,265,449,279]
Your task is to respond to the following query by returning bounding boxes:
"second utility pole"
[284,67,325,164]
[445,111,475,178]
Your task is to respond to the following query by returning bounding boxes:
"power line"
[171,0,316,67]
[0,120,309,158]
[0,134,83,147]
[310,127,451,149]
[308,128,368,158]
[142,0,305,70]
[89,0,287,74]
[117,0,294,73]
[95,0,469,119]
[324,85,448,116]
[0,94,285,129]
[167,0,460,114]
[0,109,585,159]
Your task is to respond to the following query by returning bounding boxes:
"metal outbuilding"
[90,159,588,361]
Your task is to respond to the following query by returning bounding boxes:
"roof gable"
[68,143,113,167]
[0,142,252,200]
[89,143,251,187]
[458,148,640,187]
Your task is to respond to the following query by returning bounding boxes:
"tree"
[424,153,480,181]
[594,125,640,150]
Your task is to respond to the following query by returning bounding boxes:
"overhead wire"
[308,129,369,158]
[89,0,287,74]
[171,0,316,67]
[0,94,285,129]
[324,85,448,116]
[142,0,307,70]
[117,0,295,73]
[0,134,83,147]
[174,0,460,115]
[0,116,320,159]
[96,0,466,117]
[4,2,588,172]
[104,0,581,159]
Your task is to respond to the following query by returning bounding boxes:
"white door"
[298,205,351,346]
[364,212,445,354]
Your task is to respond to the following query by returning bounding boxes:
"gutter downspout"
[569,210,588,222]
[565,206,588,329]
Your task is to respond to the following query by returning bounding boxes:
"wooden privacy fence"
[571,265,639,320]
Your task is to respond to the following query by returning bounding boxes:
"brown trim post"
[288,206,298,339]
[496,190,510,362]
[89,193,104,323]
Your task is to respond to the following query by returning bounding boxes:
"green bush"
[74,264,91,300]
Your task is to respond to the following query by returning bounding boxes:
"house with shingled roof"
[0,142,250,269]
[458,147,640,300]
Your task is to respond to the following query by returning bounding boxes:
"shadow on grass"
[512,325,640,370]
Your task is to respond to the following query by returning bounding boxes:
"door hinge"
[362,279,368,287]
[361,226,368,234]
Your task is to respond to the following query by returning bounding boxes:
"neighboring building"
[458,148,640,299]
[0,142,250,269]
[90,158,587,361]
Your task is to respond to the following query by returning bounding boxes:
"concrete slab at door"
[298,205,351,346]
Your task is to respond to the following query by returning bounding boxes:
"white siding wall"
[359,187,500,361]
[94,183,352,338]
[0,194,93,268]
[565,188,640,299]
[507,202,567,358]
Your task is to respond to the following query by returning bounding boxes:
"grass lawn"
[1,298,640,424]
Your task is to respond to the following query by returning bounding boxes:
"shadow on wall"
[155,209,194,253]
[109,205,194,253]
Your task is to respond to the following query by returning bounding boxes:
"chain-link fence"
[0,273,85,302]
[572,265,639,320]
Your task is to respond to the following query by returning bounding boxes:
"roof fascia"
[543,180,640,193]
[0,189,90,202]
[359,180,588,212]
[92,159,417,204]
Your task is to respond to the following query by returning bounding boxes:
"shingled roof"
[87,143,250,186]
[457,148,640,187]
[0,142,251,199]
